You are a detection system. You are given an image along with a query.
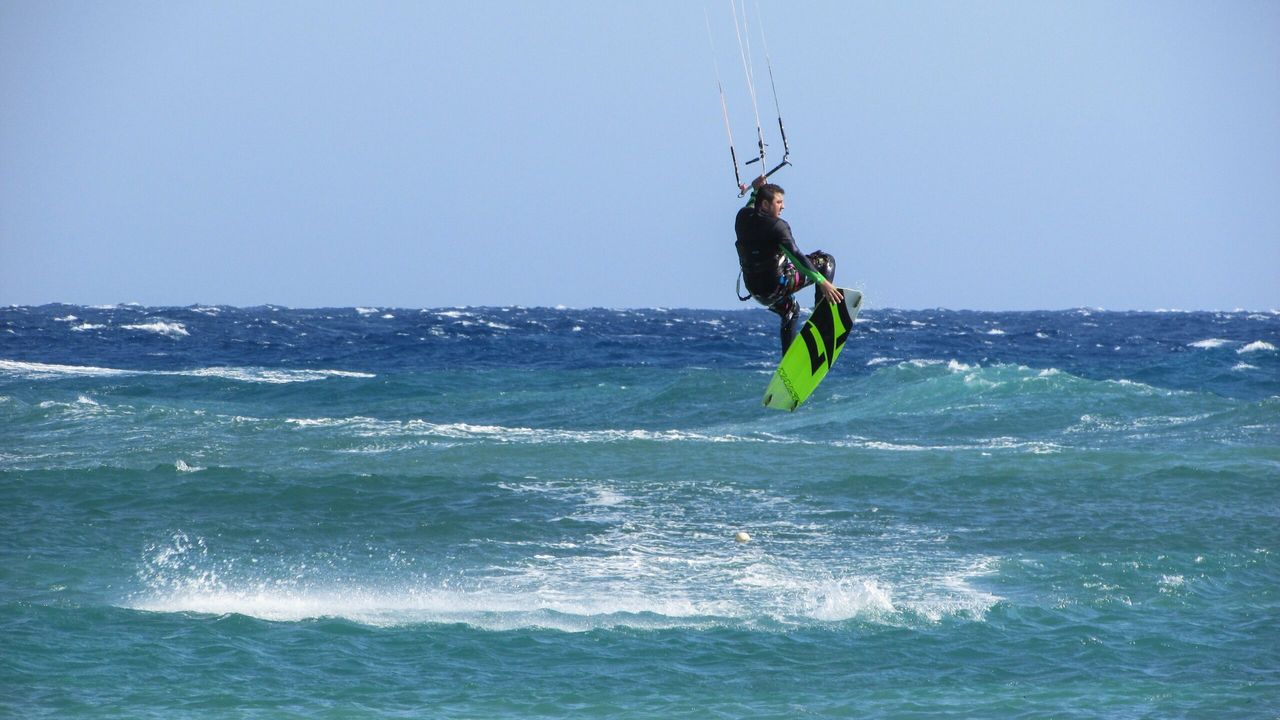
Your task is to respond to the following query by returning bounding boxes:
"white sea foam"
[185,367,374,384]
[128,500,1001,633]
[0,360,132,378]
[355,307,380,315]
[122,321,189,337]
[54,315,77,322]
[129,586,724,631]
[128,562,992,632]
[284,417,759,445]
[1238,340,1276,354]
[985,328,1006,336]
[1189,338,1231,349]
[1232,362,1258,372]
[834,436,1063,454]
[70,323,105,332]
[35,394,107,418]
[803,578,896,621]
[0,359,373,384]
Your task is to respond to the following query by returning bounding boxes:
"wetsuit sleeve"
[775,222,828,285]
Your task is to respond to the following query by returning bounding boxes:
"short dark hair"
[757,183,785,203]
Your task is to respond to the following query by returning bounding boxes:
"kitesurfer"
[735,175,842,354]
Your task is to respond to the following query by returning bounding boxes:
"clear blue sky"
[2,1,1277,310]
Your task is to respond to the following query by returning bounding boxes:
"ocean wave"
[1189,338,1231,349]
[832,436,1064,454]
[122,321,189,337]
[284,417,759,445]
[0,359,373,384]
[126,568,998,632]
[183,367,375,384]
[1188,338,1277,354]
[0,360,132,379]
[127,527,1001,632]
[127,560,997,632]
[1238,340,1276,354]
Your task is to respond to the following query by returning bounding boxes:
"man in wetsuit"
[735,175,843,354]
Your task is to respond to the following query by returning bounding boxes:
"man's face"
[761,192,785,219]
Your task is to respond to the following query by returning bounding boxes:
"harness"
[737,253,793,304]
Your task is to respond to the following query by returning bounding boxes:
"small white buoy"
[735,531,751,543]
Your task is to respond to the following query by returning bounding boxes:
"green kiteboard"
[763,289,862,411]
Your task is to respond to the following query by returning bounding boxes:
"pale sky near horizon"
[2,1,1277,311]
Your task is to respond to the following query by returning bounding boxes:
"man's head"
[757,183,785,218]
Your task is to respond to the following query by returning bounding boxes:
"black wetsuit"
[734,193,836,353]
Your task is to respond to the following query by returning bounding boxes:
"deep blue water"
[2,303,1278,718]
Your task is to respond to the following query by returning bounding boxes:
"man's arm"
[777,227,844,306]
[739,175,767,206]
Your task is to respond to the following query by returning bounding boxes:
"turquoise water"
[2,305,1278,717]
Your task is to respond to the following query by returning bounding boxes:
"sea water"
[1,304,1277,718]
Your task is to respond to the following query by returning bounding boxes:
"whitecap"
[0,359,132,379]
[183,367,375,384]
[0,359,372,384]
[122,321,188,337]
[54,315,77,322]
[1238,340,1276,354]
[803,578,895,621]
[71,323,105,332]
[1189,338,1231,349]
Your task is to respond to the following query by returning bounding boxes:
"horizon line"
[5,301,1278,315]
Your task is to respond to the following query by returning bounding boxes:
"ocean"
[2,303,1277,718]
